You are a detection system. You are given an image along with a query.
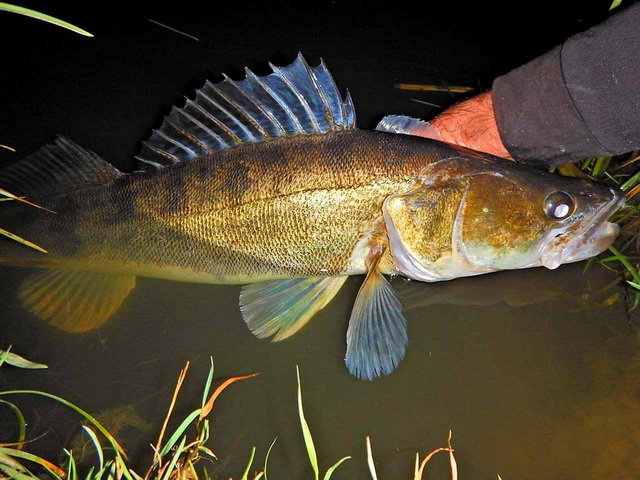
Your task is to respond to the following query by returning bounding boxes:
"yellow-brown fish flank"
[81,130,444,280]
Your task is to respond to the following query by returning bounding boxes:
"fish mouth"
[541,187,625,269]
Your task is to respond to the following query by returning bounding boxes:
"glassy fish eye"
[544,191,575,220]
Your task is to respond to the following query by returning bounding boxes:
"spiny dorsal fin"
[375,114,433,137]
[135,53,356,170]
[0,136,121,198]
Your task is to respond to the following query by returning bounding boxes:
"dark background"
[1,1,625,170]
[1,1,636,479]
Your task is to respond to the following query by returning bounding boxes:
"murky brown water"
[2,2,638,479]
[2,261,638,479]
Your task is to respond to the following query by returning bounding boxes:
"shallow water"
[2,263,638,479]
[2,2,638,479]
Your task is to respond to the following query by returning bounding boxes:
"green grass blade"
[0,347,9,368]
[322,456,351,480]
[240,446,257,480]
[620,170,640,191]
[581,157,594,170]
[296,366,319,480]
[0,451,30,475]
[81,426,104,471]
[0,348,47,369]
[159,409,201,457]
[0,400,26,448]
[0,3,93,37]
[592,156,611,178]
[0,447,64,478]
[608,246,640,284]
[115,454,139,480]
[202,357,215,409]
[263,438,277,480]
[64,449,76,480]
[160,435,186,480]
[0,227,48,253]
[610,0,623,9]
[0,462,36,480]
[0,390,127,459]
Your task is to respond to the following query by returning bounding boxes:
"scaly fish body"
[2,129,456,281]
[0,54,625,380]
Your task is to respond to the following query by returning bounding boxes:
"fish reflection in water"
[397,262,623,312]
[0,54,624,380]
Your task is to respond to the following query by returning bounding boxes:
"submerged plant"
[0,361,469,480]
[0,358,259,479]
[576,151,640,309]
[0,346,47,370]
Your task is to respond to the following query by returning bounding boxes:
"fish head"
[382,157,625,281]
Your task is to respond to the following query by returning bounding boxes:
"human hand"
[421,92,513,160]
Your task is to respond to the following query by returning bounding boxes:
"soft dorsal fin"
[136,53,356,170]
[0,136,121,198]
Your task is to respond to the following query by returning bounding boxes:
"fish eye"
[544,191,575,220]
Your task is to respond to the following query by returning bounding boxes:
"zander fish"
[0,54,624,380]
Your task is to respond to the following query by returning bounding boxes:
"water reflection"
[0,262,637,479]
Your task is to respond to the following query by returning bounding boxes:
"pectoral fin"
[240,276,348,341]
[19,269,137,333]
[345,254,407,381]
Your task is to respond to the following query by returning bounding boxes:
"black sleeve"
[492,1,640,167]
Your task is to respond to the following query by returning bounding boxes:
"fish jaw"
[539,187,625,269]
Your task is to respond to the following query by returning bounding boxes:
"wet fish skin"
[1,130,464,282]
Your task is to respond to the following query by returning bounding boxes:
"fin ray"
[0,136,121,199]
[19,270,137,333]
[240,276,347,341]
[345,269,407,381]
[375,114,433,137]
[136,53,356,170]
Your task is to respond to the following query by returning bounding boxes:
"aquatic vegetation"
[0,346,47,369]
[68,405,151,466]
[576,151,640,308]
[0,358,258,479]
[0,361,466,480]
[0,188,49,253]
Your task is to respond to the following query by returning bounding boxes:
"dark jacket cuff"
[492,45,610,168]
